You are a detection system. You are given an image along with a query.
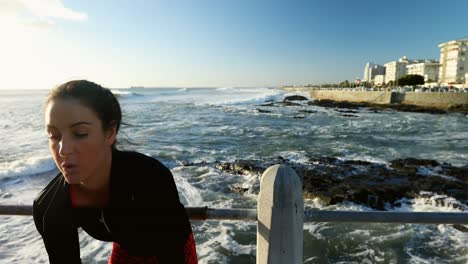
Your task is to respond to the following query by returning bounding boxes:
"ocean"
[0,87,467,263]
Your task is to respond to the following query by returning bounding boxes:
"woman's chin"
[62,173,84,185]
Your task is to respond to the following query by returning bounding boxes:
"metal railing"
[1,205,466,225]
[1,165,467,263]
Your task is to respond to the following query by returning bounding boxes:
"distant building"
[373,75,385,86]
[406,60,440,82]
[363,62,386,82]
[438,38,468,84]
[384,56,414,84]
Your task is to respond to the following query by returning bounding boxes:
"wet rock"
[211,157,468,210]
[341,114,359,118]
[283,95,309,101]
[282,101,303,107]
[230,184,249,195]
[334,109,359,114]
[389,104,447,114]
[391,158,440,170]
[343,160,372,166]
[259,101,303,107]
[256,109,272,113]
[309,99,452,114]
[298,110,317,114]
[260,102,276,107]
[443,165,468,182]
[214,160,266,175]
[293,115,306,119]
[309,99,369,109]
[1,192,13,199]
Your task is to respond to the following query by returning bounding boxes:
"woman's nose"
[58,138,73,157]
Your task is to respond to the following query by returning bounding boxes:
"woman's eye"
[75,133,88,138]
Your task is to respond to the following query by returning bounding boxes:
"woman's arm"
[125,155,195,263]
[33,175,82,264]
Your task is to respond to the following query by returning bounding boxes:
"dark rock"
[388,104,447,114]
[341,114,359,118]
[214,160,266,175]
[1,192,13,199]
[260,102,276,107]
[293,115,305,119]
[309,99,456,115]
[390,158,440,169]
[282,101,302,107]
[443,166,468,182]
[334,109,359,114]
[211,157,468,210]
[343,160,372,166]
[309,99,369,109]
[256,109,272,113]
[277,156,289,163]
[298,110,317,114]
[283,95,309,101]
[230,184,249,195]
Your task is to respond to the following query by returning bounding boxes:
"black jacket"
[33,149,193,264]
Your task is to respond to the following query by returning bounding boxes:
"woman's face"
[45,98,116,185]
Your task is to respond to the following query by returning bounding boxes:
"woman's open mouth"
[61,162,76,173]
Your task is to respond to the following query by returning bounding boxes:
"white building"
[438,38,468,85]
[363,62,386,83]
[384,56,413,84]
[373,75,385,86]
[406,60,440,82]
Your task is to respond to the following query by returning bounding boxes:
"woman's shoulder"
[114,149,169,171]
[112,149,173,185]
[112,149,179,201]
[34,173,66,208]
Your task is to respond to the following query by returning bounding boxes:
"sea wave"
[204,92,285,106]
[111,90,143,98]
[0,155,55,179]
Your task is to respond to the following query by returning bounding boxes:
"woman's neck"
[72,149,113,207]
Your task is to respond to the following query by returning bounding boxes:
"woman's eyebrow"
[70,121,92,128]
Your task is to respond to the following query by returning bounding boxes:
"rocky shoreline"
[191,94,468,211]
[207,157,468,211]
[258,95,468,115]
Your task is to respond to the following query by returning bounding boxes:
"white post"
[257,165,303,264]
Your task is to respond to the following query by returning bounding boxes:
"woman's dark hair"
[46,80,122,146]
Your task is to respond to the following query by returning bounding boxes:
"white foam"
[340,154,389,165]
[111,90,143,98]
[173,170,204,206]
[276,150,310,164]
[0,155,55,179]
[389,194,467,212]
[195,221,256,263]
[197,88,285,106]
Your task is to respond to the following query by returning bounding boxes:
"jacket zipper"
[101,209,111,233]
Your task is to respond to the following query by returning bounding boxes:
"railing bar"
[0,205,467,224]
[304,211,468,225]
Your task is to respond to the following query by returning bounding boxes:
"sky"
[0,0,467,90]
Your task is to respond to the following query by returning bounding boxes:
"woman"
[33,80,197,264]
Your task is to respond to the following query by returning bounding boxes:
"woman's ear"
[105,121,117,146]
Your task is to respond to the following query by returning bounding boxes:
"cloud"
[0,0,87,29]
[19,0,87,21]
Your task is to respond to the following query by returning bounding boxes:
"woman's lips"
[61,162,76,173]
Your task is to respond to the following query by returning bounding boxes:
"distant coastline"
[281,87,468,113]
